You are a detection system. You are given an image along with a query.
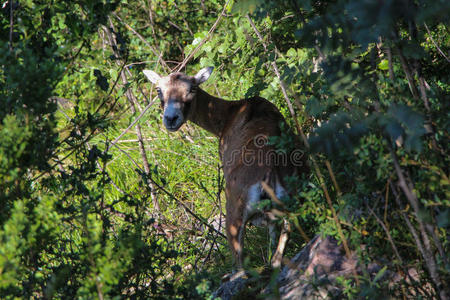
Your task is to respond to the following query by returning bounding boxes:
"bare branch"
[424,23,450,63]
[396,47,420,100]
[104,20,161,213]
[113,13,170,72]
[368,206,403,263]
[108,139,227,239]
[172,1,194,35]
[176,0,231,72]
[390,148,447,299]
[246,15,358,285]
[107,98,157,152]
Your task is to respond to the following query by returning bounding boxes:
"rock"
[213,235,393,299]
[273,235,358,299]
[213,271,248,300]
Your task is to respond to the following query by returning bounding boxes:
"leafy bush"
[1,0,448,298]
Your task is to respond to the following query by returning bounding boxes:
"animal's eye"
[156,88,163,98]
[156,88,164,108]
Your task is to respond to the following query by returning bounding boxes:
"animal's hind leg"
[226,214,246,271]
[269,180,290,268]
[271,219,290,268]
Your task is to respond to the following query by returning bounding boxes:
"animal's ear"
[143,70,161,84]
[194,67,213,85]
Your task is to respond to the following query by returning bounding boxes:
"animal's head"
[143,67,213,132]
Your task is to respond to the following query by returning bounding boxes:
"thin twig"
[325,160,342,195]
[168,20,183,32]
[247,15,357,284]
[107,141,227,239]
[172,1,194,35]
[384,178,390,225]
[424,23,450,63]
[107,101,156,152]
[390,147,447,299]
[396,46,420,100]
[201,164,226,267]
[105,19,161,213]
[175,0,231,72]
[56,100,126,195]
[390,181,434,298]
[113,13,170,72]
[367,206,403,263]
[125,67,151,108]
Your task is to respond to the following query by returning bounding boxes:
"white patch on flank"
[246,183,262,216]
[275,181,287,199]
[245,183,268,227]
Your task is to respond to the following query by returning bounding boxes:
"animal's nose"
[164,115,179,126]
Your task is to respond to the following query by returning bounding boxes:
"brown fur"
[145,69,308,269]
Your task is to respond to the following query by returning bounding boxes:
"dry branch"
[113,13,171,72]
[108,139,227,239]
[104,19,161,214]
[175,0,231,72]
[424,23,450,63]
[390,148,448,299]
[246,16,357,285]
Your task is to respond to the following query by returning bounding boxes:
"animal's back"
[219,97,302,203]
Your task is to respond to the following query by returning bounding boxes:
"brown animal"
[143,67,307,269]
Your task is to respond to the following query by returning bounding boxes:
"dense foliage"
[0,0,448,298]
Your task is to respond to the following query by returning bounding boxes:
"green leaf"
[373,266,387,283]
[388,104,426,152]
[287,48,297,58]
[417,208,433,224]
[436,209,450,228]
[232,0,264,14]
[378,59,389,71]
[305,97,325,117]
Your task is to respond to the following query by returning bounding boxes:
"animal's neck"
[188,88,235,137]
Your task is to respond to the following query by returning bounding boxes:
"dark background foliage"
[0,0,448,298]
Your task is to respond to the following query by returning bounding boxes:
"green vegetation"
[0,0,449,298]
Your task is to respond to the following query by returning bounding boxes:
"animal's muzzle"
[163,102,184,131]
